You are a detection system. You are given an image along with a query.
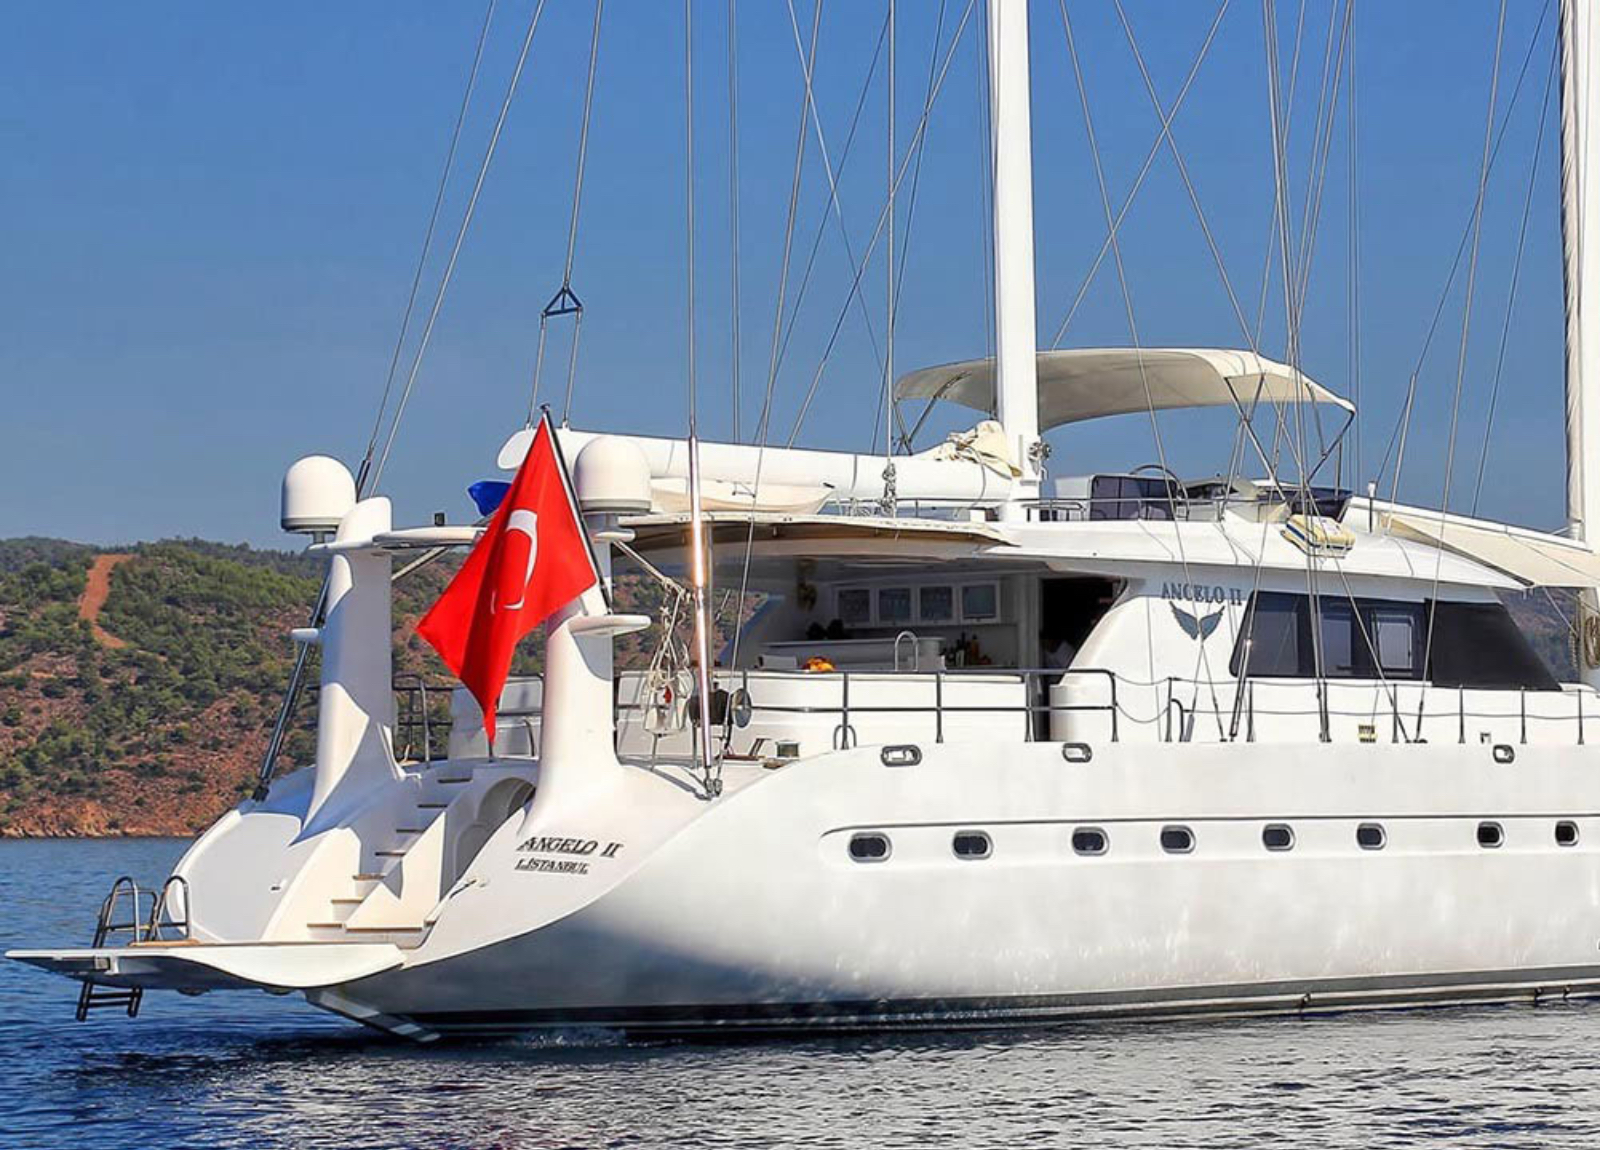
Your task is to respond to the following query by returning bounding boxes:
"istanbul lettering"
[513,833,624,876]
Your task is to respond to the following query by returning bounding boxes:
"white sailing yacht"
[16,0,1600,1040]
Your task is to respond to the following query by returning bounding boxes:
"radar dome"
[573,436,652,514]
[281,455,356,535]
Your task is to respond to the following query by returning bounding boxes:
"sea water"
[3,837,1600,1149]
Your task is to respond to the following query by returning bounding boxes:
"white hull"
[291,739,1600,1037]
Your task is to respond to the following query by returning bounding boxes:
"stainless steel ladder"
[74,874,191,1021]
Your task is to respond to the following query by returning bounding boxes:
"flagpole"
[687,432,717,794]
[684,0,718,796]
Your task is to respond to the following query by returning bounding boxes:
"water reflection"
[4,840,1599,1148]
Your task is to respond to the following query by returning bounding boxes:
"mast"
[988,0,1042,518]
[1560,0,1600,685]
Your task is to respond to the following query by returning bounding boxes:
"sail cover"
[894,348,1353,430]
[1385,511,1600,588]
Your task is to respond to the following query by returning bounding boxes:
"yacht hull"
[319,740,1600,1037]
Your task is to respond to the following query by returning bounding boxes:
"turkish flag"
[418,415,599,751]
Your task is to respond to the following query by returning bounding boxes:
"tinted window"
[1233,593,1425,681]
[1089,476,1173,521]
[1557,821,1580,847]
[1356,823,1386,850]
[848,833,891,862]
[1427,601,1559,691]
[1235,592,1304,677]
[1262,824,1294,850]
[1476,821,1503,848]
[878,587,912,624]
[1072,827,1108,855]
[1319,600,1357,676]
[953,831,991,859]
[1160,825,1194,853]
[838,588,870,624]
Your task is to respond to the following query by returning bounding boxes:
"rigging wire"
[756,0,823,452]
[1059,0,1228,739]
[1422,0,1509,681]
[778,1,891,395]
[262,2,499,798]
[727,0,743,440]
[372,0,552,492]
[784,0,978,446]
[1249,0,1311,351]
[1263,0,1331,737]
[547,0,606,427]
[883,0,896,486]
[1347,1,1362,492]
[1371,0,1554,495]
[769,12,889,392]
[357,0,497,495]
[1048,0,1231,349]
[1471,39,1558,516]
[888,0,949,453]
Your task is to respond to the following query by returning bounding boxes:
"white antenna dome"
[573,435,652,514]
[281,455,357,535]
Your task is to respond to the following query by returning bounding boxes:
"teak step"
[353,872,385,881]
[343,924,425,934]
[373,850,408,858]
[306,922,346,930]
[331,897,365,906]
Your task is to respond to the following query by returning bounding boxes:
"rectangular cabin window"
[1233,592,1305,677]
[1371,607,1420,676]
[837,588,871,626]
[919,585,955,624]
[1231,592,1551,689]
[1232,592,1424,681]
[961,582,1000,622]
[878,587,913,625]
[1318,600,1358,676]
[1427,601,1559,690]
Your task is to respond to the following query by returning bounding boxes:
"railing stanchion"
[1458,686,1465,745]
[1521,687,1528,745]
[935,671,945,744]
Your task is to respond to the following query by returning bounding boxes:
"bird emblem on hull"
[1171,602,1223,641]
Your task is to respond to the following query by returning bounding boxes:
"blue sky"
[0,1,1566,547]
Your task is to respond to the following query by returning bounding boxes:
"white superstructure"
[13,0,1600,1039]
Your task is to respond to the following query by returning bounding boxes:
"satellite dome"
[281,455,356,535]
[573,436,652,514]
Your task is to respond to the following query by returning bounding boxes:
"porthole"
[1476,821,1504,849]
[1072,827,1108,856]
[1557,820,1580,847]
[1356,822,1386,850]
[1262,823,1294,851]
[1159,825,1194,854]
[848,832,891,863]
[952,830,992,860]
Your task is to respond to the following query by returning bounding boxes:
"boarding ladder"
[74,875,191,1021]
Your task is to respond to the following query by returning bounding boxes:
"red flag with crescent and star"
[417,414,599,751]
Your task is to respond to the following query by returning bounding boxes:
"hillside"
[0,537,679,837]
[0,536,1582,837]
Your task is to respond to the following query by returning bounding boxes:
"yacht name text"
[1160,582,1245,607]
[514,835,624,875]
